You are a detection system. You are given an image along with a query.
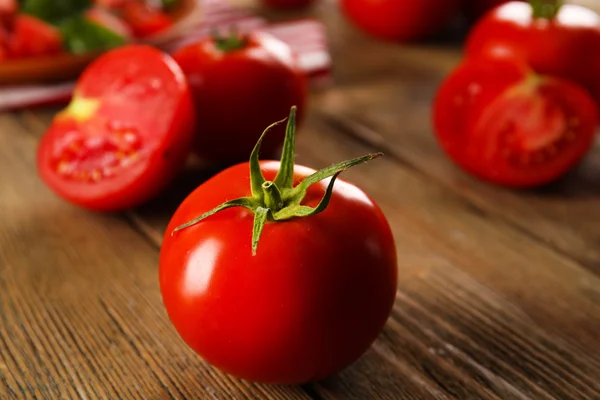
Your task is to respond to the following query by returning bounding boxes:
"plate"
[0,0,202,85]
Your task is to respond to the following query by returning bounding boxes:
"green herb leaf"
[60,16,127,54]
[21,0,91,25]
[161,0,178,10]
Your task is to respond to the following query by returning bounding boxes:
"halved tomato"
[433,54,598,187]
[37,45,196,211]
[7,15,63,58]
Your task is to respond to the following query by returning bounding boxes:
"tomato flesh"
[159,161,398,384]
[433,55,597,187]
[38,45,195,211]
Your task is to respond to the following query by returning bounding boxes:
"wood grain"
[2,1,600,398]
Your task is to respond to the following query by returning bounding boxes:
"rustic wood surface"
[2,1,600,399]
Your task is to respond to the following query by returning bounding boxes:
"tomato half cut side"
[469,76,598,187]
[433,54,531,171]
[37,45,195,211]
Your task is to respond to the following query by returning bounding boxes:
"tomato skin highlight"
[466,1,600,105]
[159,161,398,384]
[37,45,196,211]
[340,0,461,42]
[433,55,598,188]
[172,32,308,165]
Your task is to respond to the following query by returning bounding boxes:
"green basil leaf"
[60,16,127,54]
[162,0,178,10]
[21,0,92,25]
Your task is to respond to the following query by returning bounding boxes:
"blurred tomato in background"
[340,0,461,42]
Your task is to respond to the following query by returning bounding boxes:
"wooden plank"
[0,114,312,399]
[19,97,600,398]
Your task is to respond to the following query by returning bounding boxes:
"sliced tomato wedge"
[433,54,598,187]
[7,15,63,58]
[121,2,172,38]
[37,45,196,211]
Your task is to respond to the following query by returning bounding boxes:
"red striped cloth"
[0,0,331,112]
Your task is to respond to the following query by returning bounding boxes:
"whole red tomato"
[466,1,600,104]
[340,0,461,42]
[261,0,315,9]
[159,107,397,384]
[433,53,597,187]
[172,31,307,165]
[38,45,195,211]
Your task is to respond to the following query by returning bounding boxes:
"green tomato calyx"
[529,0,563,20]
[172,106,383,255]
[212,28,249,52]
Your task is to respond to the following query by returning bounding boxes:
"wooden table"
[2,2,600,399]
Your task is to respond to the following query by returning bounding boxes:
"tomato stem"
[212,27,249,52]
[529,0,563,19]
[262,181,284,211]
[171,106,383,256]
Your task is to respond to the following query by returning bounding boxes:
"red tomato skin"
[37,46,196,211]
[261,0,315,9]
[433,55,598,187]
[159,161,398,384]
[172,32,308,165]
[121,2,172,38]
[340,0,461,42]
[466,1,600,104]
[8,15,63,58]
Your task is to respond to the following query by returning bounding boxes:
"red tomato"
[121,2,172,38]
[261,0,315,9]
[37,45,195,211]
[172,32,307,165]
[160,108,397,384]
[340,0,461,42]
[85,6,133,39]
[7,15,63,58]
[433,54,598,187]
[466,1,600,104]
